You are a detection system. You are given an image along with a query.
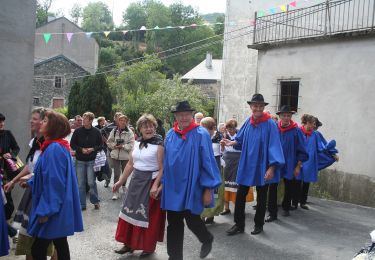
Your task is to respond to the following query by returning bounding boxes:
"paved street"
[5,181,375,260]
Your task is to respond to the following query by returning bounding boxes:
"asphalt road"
[4,180,375,260]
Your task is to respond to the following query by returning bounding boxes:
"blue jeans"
[75,160,100,208]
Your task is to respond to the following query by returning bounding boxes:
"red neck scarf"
[173,120,199,140]
[250,112,271,126]
[278,120,298,134]
[41,138,71,153]
[300,125,312,138]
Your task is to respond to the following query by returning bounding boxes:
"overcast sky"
[50,0,227,26]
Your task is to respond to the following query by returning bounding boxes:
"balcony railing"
[253,0,375,44]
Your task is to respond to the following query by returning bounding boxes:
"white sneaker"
[112,193,119,200]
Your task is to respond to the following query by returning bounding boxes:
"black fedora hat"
[247,93,269,106]
[276,105,296,115]
[171,100,195,113]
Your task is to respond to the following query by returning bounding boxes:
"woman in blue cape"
[222,94,285,236]
[27,110,83,260]
[294,114,339,210]
[162,101,221,260]
[1,174,10,256]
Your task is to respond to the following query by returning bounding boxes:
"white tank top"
[132,141,159,178]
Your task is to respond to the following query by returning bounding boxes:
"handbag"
[5,156,24,174]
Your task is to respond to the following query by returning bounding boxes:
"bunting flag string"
[37,21,226,44]
[256,0,321,17]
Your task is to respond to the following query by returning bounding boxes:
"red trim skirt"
[115,195,166,252]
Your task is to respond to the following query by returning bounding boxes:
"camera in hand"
[116,139,125,145]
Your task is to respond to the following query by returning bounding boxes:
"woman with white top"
[113,114,165,257]
[220,119,254,215]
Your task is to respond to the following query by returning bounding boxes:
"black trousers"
[282,178,299,210]
[167,210,213,260]
[31,237,70,260]
[292,180,310,206]
[234,184,269,229]
[267,183,278,217]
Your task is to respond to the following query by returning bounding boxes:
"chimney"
[205,52,212,69]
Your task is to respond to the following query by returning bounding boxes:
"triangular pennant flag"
[104,31,110,37]
[85,32,93,38]
[250,19,256,26]
[66,33,73,43]
[280,5,287,12]
[43,33,51,44]
[122,30,128,35]
[191,23,197,27]
[257,11,265,17]
[140,26,147,31]
[166,26,173,29]
[290,1,297,7]
[269,7,277,14]
[216,22,223,25]
[179,26,185,29]
[154,26,160,29]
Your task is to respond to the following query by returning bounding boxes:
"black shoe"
[290,205,298,210]
[140,251,154,258]
[226,225,244,236]
[281,210,290,217]
[205,217,214,224]
[250,226,263,235]
[114,246,133,254]
[300,204,309,210]
[265,215,277,223]
[252,205,257,210]
[200,237,213,258]
[220,209,231,215]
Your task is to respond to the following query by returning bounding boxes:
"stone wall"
[33,56,88,108]
[310,169,375,208]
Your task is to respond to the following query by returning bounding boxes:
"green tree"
[81,2,114,32]
[36,0,54,27]
[69,3,82,24]
[143,76,215,127]
[99,47,121,68]
[79,74,113,118]
[67,81,82,118]
[214,15,225,35]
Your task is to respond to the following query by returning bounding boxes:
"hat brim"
[247,101,269,106]
[171,109,195,113]
[276,110,296,115]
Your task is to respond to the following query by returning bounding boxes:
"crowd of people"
[0,94,339,259]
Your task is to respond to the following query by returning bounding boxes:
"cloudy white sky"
[50,0,227,26]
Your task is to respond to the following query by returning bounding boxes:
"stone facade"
[33,55,88,108]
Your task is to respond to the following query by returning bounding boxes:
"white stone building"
[219,0,375,206]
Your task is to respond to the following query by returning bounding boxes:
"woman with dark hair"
[27,110,83,260]
[113,114,165,257]
[0,112,20,245]
[4,108,56,259]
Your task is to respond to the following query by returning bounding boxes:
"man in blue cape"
[222,94,285,235]
[268,105,309,219]
[161,101,222,260]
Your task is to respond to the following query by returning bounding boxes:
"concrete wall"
[256,37,375,206]
[0,0,36,159]
[219,0,313,124]
[35,18,99,75]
